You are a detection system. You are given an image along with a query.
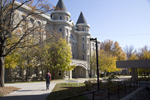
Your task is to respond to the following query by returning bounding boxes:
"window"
[70,34,74,40]
[82,38,84,41]
[82,28,84,31]
[30,18,34,24]
[93,43,94,46]
[59,71,61,76]
[66,29,68,33]
[66,17,68,21]
[72,42,74,45]
[82,55,84,60]
[60,16,62,20]
[82,44,84,49]
[37,21,41,25]
[59,28,62,32]
[66,29,68,35]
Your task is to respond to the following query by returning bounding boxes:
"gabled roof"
[76,12,87,24]
[55,0,67,11]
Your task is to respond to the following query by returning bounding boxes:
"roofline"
[14,1,51,20]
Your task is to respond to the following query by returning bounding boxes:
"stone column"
[131,68,138,82]
[69,70,72,79]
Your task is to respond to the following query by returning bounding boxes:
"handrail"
[60,81,139,100]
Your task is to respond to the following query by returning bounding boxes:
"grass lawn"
[46,83,88,100]
[46,80,126,100]
[0,94,3,97]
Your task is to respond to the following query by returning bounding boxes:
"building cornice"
[51,10,71,17]
[75,31,91,35]
[76,23,90,28]
[50,19,72,26]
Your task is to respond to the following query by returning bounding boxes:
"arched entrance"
[72,66,87,78]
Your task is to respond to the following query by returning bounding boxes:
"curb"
[120,87,145,100]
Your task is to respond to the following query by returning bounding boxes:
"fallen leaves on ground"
[0,86,20,96]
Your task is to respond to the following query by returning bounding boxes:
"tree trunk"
[40,58,43,81]
[26,67,28,82]
[0,57,5,87]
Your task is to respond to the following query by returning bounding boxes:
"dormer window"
[60,16,62,20]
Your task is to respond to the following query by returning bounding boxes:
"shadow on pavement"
[0,93,50,100]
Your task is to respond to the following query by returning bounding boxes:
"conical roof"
[76,12,87,24]
[55,0,67,11]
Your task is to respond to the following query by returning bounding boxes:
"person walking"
[45,71,51,90]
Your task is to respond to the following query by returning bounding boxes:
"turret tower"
[76,12,90,61]
[50,0,72,40]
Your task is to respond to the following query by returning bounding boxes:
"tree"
[124,45,134,59]
[0,0,52,87]
[99,50,119,76]
[100,40,126,61]
[139,48,150,77]
[43,34,75,79]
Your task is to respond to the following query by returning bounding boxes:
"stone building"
[5,0,100,82]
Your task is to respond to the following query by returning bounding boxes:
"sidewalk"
[0,81,60,100]
[0,79,89,100]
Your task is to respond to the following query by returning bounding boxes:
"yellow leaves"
[129,52,138,60]
[141,51,150,59]
[100,39,126,61]
[98,49,119,72]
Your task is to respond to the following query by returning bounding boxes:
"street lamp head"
[90,38,96,41]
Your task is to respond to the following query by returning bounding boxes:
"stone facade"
[5,0,100,82]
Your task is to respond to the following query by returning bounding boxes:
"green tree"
[44,34,75,79]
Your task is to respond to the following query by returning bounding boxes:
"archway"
[72,66,87,78]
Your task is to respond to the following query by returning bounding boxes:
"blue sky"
[45,0,150,50]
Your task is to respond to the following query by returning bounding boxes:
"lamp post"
[90,38,100,90]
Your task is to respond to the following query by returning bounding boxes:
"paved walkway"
[0,79,89,100]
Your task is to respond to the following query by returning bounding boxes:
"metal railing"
[60,81,139,100]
